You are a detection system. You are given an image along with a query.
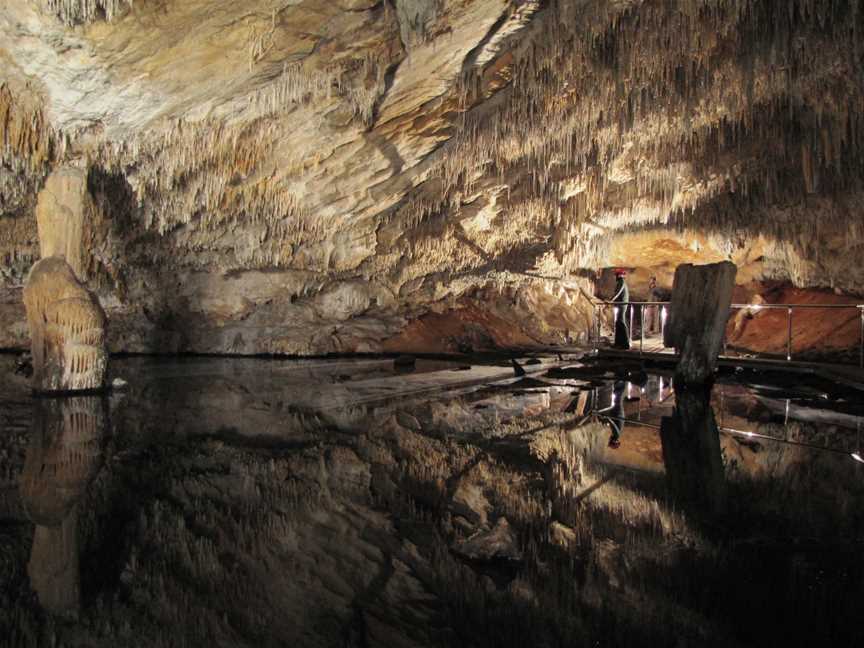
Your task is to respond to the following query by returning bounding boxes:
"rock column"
[663,261,737,384]
[35,166,98,283]
[24,166,108,393]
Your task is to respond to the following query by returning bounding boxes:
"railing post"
[592,304,597,351]
[597,304,602,351]
[640,304,644,355]
[629,305,634,343]
[787,307,793,362]
[859,306,863,368]
[660,305,666,346]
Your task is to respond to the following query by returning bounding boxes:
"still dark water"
[1,354,862,647]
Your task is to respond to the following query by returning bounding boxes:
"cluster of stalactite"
[421,0,864,267]
[85,53,395,269]
[42,0,134,26]
[253,56,388,126]
[95,119,319,262]
[0,83,57,222]
[6,0,862,297]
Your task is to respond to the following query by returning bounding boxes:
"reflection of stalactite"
[24,258,108,393]
[19,397,107,616]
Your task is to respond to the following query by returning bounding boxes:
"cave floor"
[1,354,862,647]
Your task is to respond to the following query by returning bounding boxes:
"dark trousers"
[614,305,630,349]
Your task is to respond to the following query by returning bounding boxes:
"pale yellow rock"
[1,0,863,355]
[35,167,98,282]
[24,257,108,392]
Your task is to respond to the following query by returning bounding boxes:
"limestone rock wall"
[1,1,863,354]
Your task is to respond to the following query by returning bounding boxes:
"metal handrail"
[594,300,670,306]
[594,300,864,310]
[731,303,864,310]
[591,299,864,367]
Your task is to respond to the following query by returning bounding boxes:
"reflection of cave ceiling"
[1,1,863,353]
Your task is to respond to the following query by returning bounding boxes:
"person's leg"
[621,306,630,349]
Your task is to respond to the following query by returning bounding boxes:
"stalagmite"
[663,261,737,384]
[23,258,108,393]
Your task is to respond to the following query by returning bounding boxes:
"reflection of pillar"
[19,397,106,616]
[29,515,80,616]
[660,388,726,516]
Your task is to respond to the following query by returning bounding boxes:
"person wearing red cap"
[612,269,630,349]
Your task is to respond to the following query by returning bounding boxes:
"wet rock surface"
[0,354,862,647]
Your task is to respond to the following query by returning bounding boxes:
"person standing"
[612,269,630,349]
[646,276,659,335]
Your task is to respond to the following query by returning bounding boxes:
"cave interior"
[1,1,864,647]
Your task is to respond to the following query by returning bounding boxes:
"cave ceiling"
[1,0,863,353]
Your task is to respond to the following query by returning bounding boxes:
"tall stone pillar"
[35,167,99,283]
[663,261,737,384]
[25,166,109,393]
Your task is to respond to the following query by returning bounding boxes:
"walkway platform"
[594,342,864,391]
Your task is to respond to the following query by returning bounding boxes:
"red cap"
[613,268,627,277]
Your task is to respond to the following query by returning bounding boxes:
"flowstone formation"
[664,261,736,384]
[23,257,108,393]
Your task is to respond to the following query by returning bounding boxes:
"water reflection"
[19,397,107,617]
[602,380,626,448]
[660,387,727,516]
[1,355,863,646]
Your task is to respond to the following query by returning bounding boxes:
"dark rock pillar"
[663,261,737,385]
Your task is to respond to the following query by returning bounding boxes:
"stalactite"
[44,0,134,26]
[411,0,864,266]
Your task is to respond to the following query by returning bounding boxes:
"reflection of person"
[612,269,630,349]
[603,380,627,448]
